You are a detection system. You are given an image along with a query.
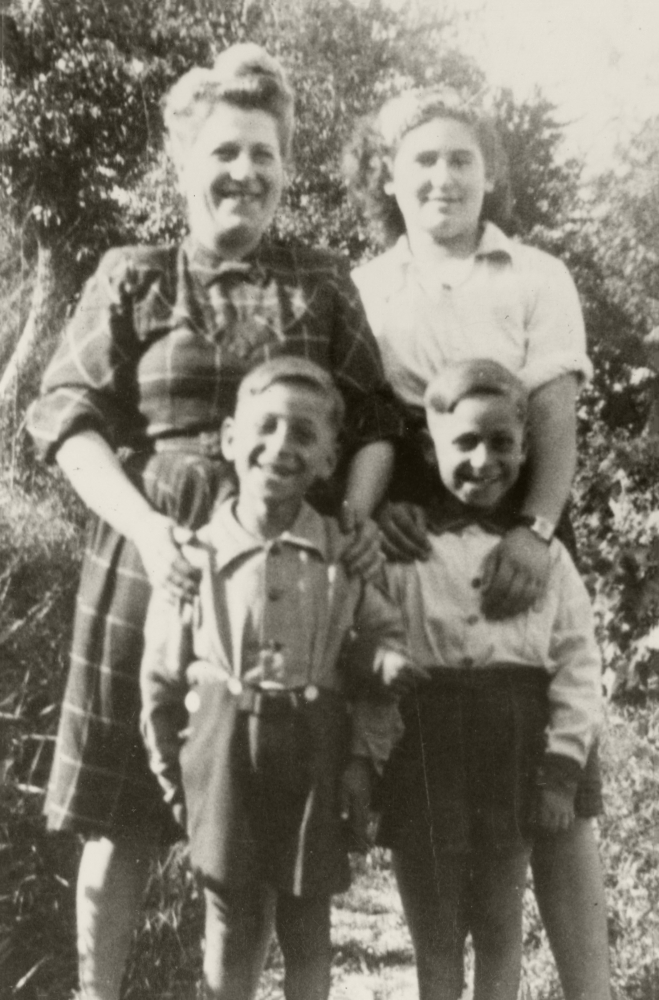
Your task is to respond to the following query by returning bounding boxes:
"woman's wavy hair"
[343,87,513,247]
[164,43,295,167]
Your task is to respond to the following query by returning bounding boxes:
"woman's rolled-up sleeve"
[326,259,404,448]
[521,249,593,393]
[27,248,143,463]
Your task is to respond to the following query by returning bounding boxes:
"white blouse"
[352,223,592,408]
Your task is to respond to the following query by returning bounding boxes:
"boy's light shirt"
[141,499,407,792]
[386,524,603,769]
[352,222,592,408]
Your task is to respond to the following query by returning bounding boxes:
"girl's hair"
[343,87,513,247]
[163,43,295,166]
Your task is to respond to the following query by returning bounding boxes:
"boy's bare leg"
[203,883,274,1000]
[532,819,611,1000]
[76,835,156,1000]
[392,848,469,1000]
[276,893,332,1000]
[470,848,529,1000]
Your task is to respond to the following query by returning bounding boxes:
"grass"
[0,471,658,1000]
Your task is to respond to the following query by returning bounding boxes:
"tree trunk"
[0,238,67,403]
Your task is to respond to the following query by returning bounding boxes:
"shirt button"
[463,657,474,668]
[471,578,481,588]
[269,543,281,556]
[268,588,283,601]
[466,614,479,625]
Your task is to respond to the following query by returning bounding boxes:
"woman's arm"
[344,440,395,522]
[340,440,395,577]
[57,430,198,599]
[481,373,578,618]
[522,373,578,524]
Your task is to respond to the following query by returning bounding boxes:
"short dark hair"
[235,357,345,433]
[343,87,512,247]
[425,359,528,424]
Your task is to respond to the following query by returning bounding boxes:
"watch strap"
[515,514,555,543]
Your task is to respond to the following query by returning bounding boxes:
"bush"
[573,417,659,697]
[0,474,84,998]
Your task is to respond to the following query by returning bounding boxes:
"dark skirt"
[44,450,230,840]
[377,667,550,855]
[181,681,352,897]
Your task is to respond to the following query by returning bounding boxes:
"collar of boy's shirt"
[199,499,336,573]
[426,494,520,537]
[184,237,269,287]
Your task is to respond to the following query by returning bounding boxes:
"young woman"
[345,87,611,1000]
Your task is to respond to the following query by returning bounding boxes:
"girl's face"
[177,103,285,258]
[388,116,493,254]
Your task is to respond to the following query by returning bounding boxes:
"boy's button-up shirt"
[386,525,603,771]
[141,501,407,807]
[352,223,592,409]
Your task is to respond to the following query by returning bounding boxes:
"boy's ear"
[220,416,236,462]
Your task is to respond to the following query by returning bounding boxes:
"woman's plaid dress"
[28,237,402,839]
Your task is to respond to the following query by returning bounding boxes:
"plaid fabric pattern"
[29,237,402,837]
[28,238,402,463]
[44,452,228,837]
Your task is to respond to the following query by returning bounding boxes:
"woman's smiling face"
[389,116,493,254]
[178,102,285,258]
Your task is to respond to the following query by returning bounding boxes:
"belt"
[153,429,226,459]
[236,684,326,717]
[184,671,340,718]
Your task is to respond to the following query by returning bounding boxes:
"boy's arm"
[344,574,416,768]
[539,550,604,830]
[339,575,414,847]
[140,589,194,819]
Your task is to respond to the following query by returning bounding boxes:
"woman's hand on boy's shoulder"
[377,501,431,563]
[339,506,386,579]
[481,526,551,619]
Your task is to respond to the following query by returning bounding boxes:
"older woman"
[344,89,610,1000]
[28,45,400,1000]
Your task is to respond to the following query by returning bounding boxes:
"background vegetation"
[1,0,658,997]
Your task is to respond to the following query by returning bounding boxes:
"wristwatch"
[515,514,555,544]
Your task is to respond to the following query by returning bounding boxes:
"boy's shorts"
[180,679,352,897]
[378,667,551,855]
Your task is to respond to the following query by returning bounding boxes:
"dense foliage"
[1,1,659,997]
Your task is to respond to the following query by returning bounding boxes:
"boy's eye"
[290,423,317,446]
[256,416,278,434]
[491,435,514,453]
[454,434,480,452]
[214,143,240,161]
[252,145,275,164]
[416,152,438,168]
